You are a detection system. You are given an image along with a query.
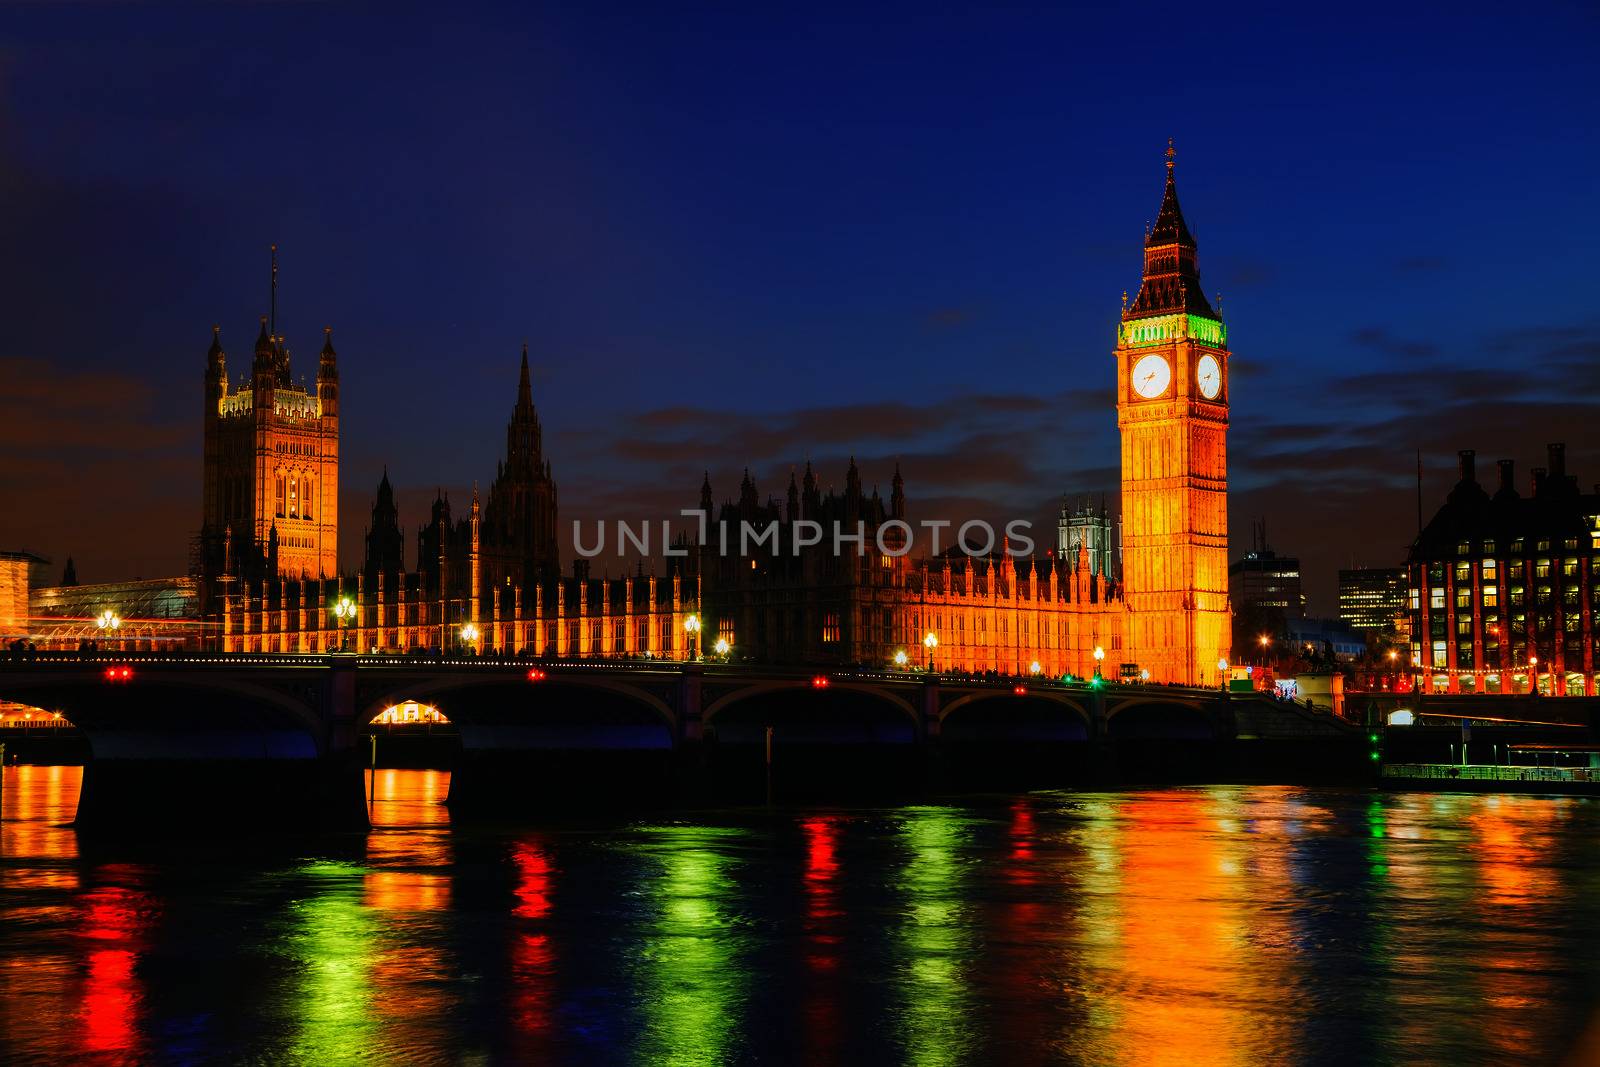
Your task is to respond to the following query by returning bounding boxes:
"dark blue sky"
[2,2,1596,611]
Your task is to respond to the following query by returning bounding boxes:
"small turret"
[891,461,906,520]
[318,326,339,416]
[699,471,714,515]
[252,316,276,410]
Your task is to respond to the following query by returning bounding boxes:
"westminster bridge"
[0,652,1365,829]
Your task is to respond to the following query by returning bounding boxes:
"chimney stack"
[1457,449,1476,484]
[1547,442,1566,480]
[1497,459,1515,495]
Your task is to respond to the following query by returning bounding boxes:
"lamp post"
[1029,660,1042,677]
[95,609,121,651]
[923,631,938,672]
[1093,645,1105,680]
[893,649,909,670]
[1218,657,1230,689]
[460,622,480,657]
[713,637,730,661]
[331,596,355,652]
[684,614,701,662]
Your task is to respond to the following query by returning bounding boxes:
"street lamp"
[923,631,938,672]
[684,614,701,661]
[460,623,480,655]
[96,610,121,649]
[1029,660,1042,676]
[331,596,355,651]
[1218,657,1229,688]
[893,649,909,669]
[713,637,730,659]
[1139,668,1151,683]
[1093,645,1105,679]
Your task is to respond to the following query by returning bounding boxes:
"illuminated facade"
[200,305,340,582]
[191,150,1229,676]
[1115,144,1231,685]
[1406,446,1599,696]
[1338,567,1406,632]
[694,464,1123,677]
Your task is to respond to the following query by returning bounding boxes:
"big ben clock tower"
[1116,142,1231,686]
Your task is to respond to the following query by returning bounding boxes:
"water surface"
[4,766,1600,1064]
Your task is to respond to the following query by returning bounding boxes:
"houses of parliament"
[45,148,1234,685]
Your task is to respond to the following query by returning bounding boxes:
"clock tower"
[1115,143,1231,686]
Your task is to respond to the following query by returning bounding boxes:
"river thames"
[4,766,1600,1064]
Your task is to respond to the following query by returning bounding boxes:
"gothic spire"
[1125,139,1216,320]
[518,342,533,409]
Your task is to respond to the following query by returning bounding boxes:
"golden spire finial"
[1165,138,1175,170]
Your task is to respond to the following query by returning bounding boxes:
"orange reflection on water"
[1465,797,1565,1059]
[2,765,82,890]
[364,769,452,913]
[1094,791,1284,1067]
[363,768,457,1043]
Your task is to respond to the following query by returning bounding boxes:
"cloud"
[1350,326,1437,360]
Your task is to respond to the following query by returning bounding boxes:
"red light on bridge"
[526,668,547,682]
[1013,685,1027,695]
[103,666,133,683]
[811,675,830,689]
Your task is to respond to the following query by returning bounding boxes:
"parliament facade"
[57,147,1231,685]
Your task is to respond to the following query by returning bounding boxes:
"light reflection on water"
[4,767,1600,1063]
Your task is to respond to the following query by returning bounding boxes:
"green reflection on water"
[284,860,379,1063]
[895,807,975,1067]
[634,826,748,1067]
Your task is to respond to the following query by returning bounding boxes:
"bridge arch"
[703,680,921,744]
[1105,696,1217,740]
[938,689,1092,739]
[359,673,676,735]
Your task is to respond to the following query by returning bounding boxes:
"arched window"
[302,477,314,519]
[275,475,286,517]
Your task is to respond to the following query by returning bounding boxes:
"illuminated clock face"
[1196,354,1222,399]
[1131,354,1171,399]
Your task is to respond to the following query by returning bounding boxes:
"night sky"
[2,3,1596,613]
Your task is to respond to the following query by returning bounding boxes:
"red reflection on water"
[1006,799,1036,884]
[77,868,153,1059]
[511,839,557,1049]
[801,816,843,1057]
